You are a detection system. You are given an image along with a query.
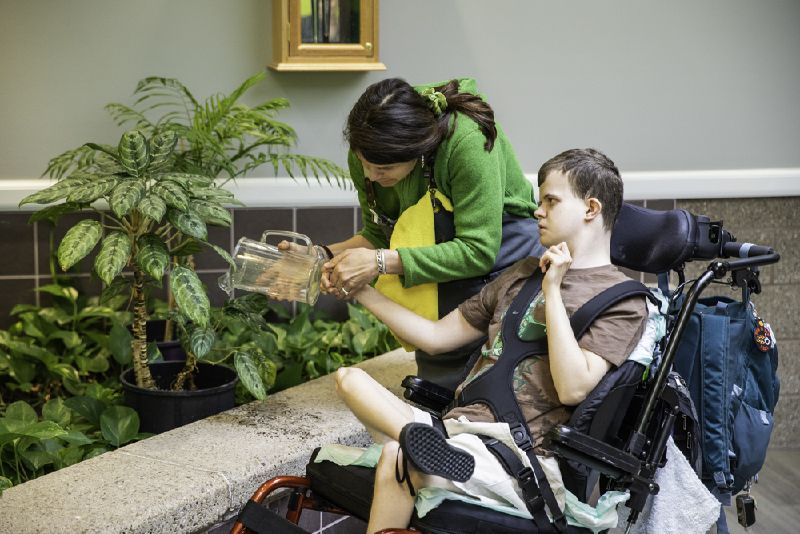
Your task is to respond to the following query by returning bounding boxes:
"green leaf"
[170,266,210,327]
[36,283,79,302]
[148,130,178,170]
[60,430,94,446]
[76,353,110,373]
[117,130,149,176]
[189,327,215,359]
[135,234,169,280]
[28,202,83,224]
[192,186,236,204]
[194,200,232,226]
[109,322,133,365]
[42,398,71,427]
[94,232,132,285]
[258,357,277,392]
[234,351,266,400]
[49,363,81,384]
[167,209,207,240]
[139,194,167,223]
[20,449,55,470]
[9,358,36,383]
[205,242,235,269]
[18,174,92,206]
[54,445,85,469]
[352,328,380,356]
[158,172,214,188]
[170,238,203,257]
[64,396,106,426]
[109,178,145,218]
[83,446,109,461]
[100,405,140,447]
[17,421,68,441]
[93,151,124,174]
[147,341,163,362]
[0,476,12,493]
[152,181,188,211]
[76,305,122,320]
[57,219,103,271]
[47,330,82,349]
[5,401,38,424]
[65,175,118,203]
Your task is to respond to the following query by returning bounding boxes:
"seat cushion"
[306,450,592,534]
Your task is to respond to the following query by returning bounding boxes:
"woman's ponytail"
[436,79,497,152]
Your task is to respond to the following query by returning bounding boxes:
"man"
[336,148,648,532]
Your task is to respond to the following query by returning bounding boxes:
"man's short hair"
[537,148,623,231]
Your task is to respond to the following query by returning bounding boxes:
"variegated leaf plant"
[20,129,236,390]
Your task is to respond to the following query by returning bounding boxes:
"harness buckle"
[509,422,533,451]
[516,467,545,513]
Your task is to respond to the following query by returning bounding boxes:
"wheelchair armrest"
[401,375,454,413]
[543,424,641,479]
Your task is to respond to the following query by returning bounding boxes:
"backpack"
[671,295,780,495]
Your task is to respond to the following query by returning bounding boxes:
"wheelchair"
[230,203,780,534]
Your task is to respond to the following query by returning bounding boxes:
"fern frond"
[43,145,98,179]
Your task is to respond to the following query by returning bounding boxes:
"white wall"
[2,0,799,179]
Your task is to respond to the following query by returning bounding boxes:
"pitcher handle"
[261,230,313,252]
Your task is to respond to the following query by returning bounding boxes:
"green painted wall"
[1,0,799,178]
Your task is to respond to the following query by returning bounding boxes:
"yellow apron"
[374,190,453,351]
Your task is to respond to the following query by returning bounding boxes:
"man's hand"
[325,248,379,299]
[539,242,572,293]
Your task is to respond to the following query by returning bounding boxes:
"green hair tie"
[419,87,448,115]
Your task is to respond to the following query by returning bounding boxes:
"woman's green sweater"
[350,79,536,288]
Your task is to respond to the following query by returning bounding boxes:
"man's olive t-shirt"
[446,258,648,450]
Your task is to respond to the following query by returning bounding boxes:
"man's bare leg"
[335,367,414,441]
[367,441,415,533]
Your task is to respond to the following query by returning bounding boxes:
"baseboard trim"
[2,167,798,210]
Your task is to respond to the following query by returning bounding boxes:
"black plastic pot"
[121,361,238,434]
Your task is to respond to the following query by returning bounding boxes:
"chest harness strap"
[456,271,654,532]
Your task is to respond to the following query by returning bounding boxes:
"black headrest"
[611,203,702,273]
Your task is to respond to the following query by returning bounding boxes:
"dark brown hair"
[537,148,623,231]
[344,78,497,164]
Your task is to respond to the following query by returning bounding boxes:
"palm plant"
[45,71,346,184]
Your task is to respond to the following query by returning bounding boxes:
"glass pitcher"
[218,230,326,305]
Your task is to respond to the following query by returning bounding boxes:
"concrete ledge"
[0,349,416,534]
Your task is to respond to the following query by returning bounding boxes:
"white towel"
[623,437,720,534]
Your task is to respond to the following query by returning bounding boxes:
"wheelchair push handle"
[715,241,780,272]
[722,241,775,259]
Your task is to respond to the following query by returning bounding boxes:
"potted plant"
[20,72,347,432]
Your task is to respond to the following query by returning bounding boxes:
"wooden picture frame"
[269,0,386,71]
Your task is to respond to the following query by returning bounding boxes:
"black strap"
[364,179,398,239]
[457,274,652,532]
[237,499,307,534]
[569,280,657,340]
[479,435,564,533]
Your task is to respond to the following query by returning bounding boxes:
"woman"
[314,78,543,388]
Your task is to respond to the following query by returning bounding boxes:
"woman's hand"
[325,248,379,299]
[539,242,572,293]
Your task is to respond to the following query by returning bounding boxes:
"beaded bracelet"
[376,248,387,275]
